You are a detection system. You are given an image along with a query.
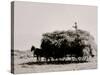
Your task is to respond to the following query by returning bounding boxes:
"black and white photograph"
[11,1,97,74]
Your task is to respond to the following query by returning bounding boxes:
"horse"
[31,46,44,62]
[31,45,52,62]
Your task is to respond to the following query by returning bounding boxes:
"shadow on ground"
[20,60,88,65]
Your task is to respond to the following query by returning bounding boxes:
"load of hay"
[40,29,96,61]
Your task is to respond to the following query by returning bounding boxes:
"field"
[13,50,97,74]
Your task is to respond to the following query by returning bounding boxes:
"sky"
[14,1,97,50]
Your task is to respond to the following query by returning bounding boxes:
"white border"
[0,0,99,75]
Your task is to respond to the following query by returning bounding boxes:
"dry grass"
[13,50,97,74]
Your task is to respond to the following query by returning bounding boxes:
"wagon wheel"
[77,57,83,61]
[82,55,89,62]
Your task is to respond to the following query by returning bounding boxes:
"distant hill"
[11,50,33,59]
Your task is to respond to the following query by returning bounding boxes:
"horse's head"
[31,45,35,52]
